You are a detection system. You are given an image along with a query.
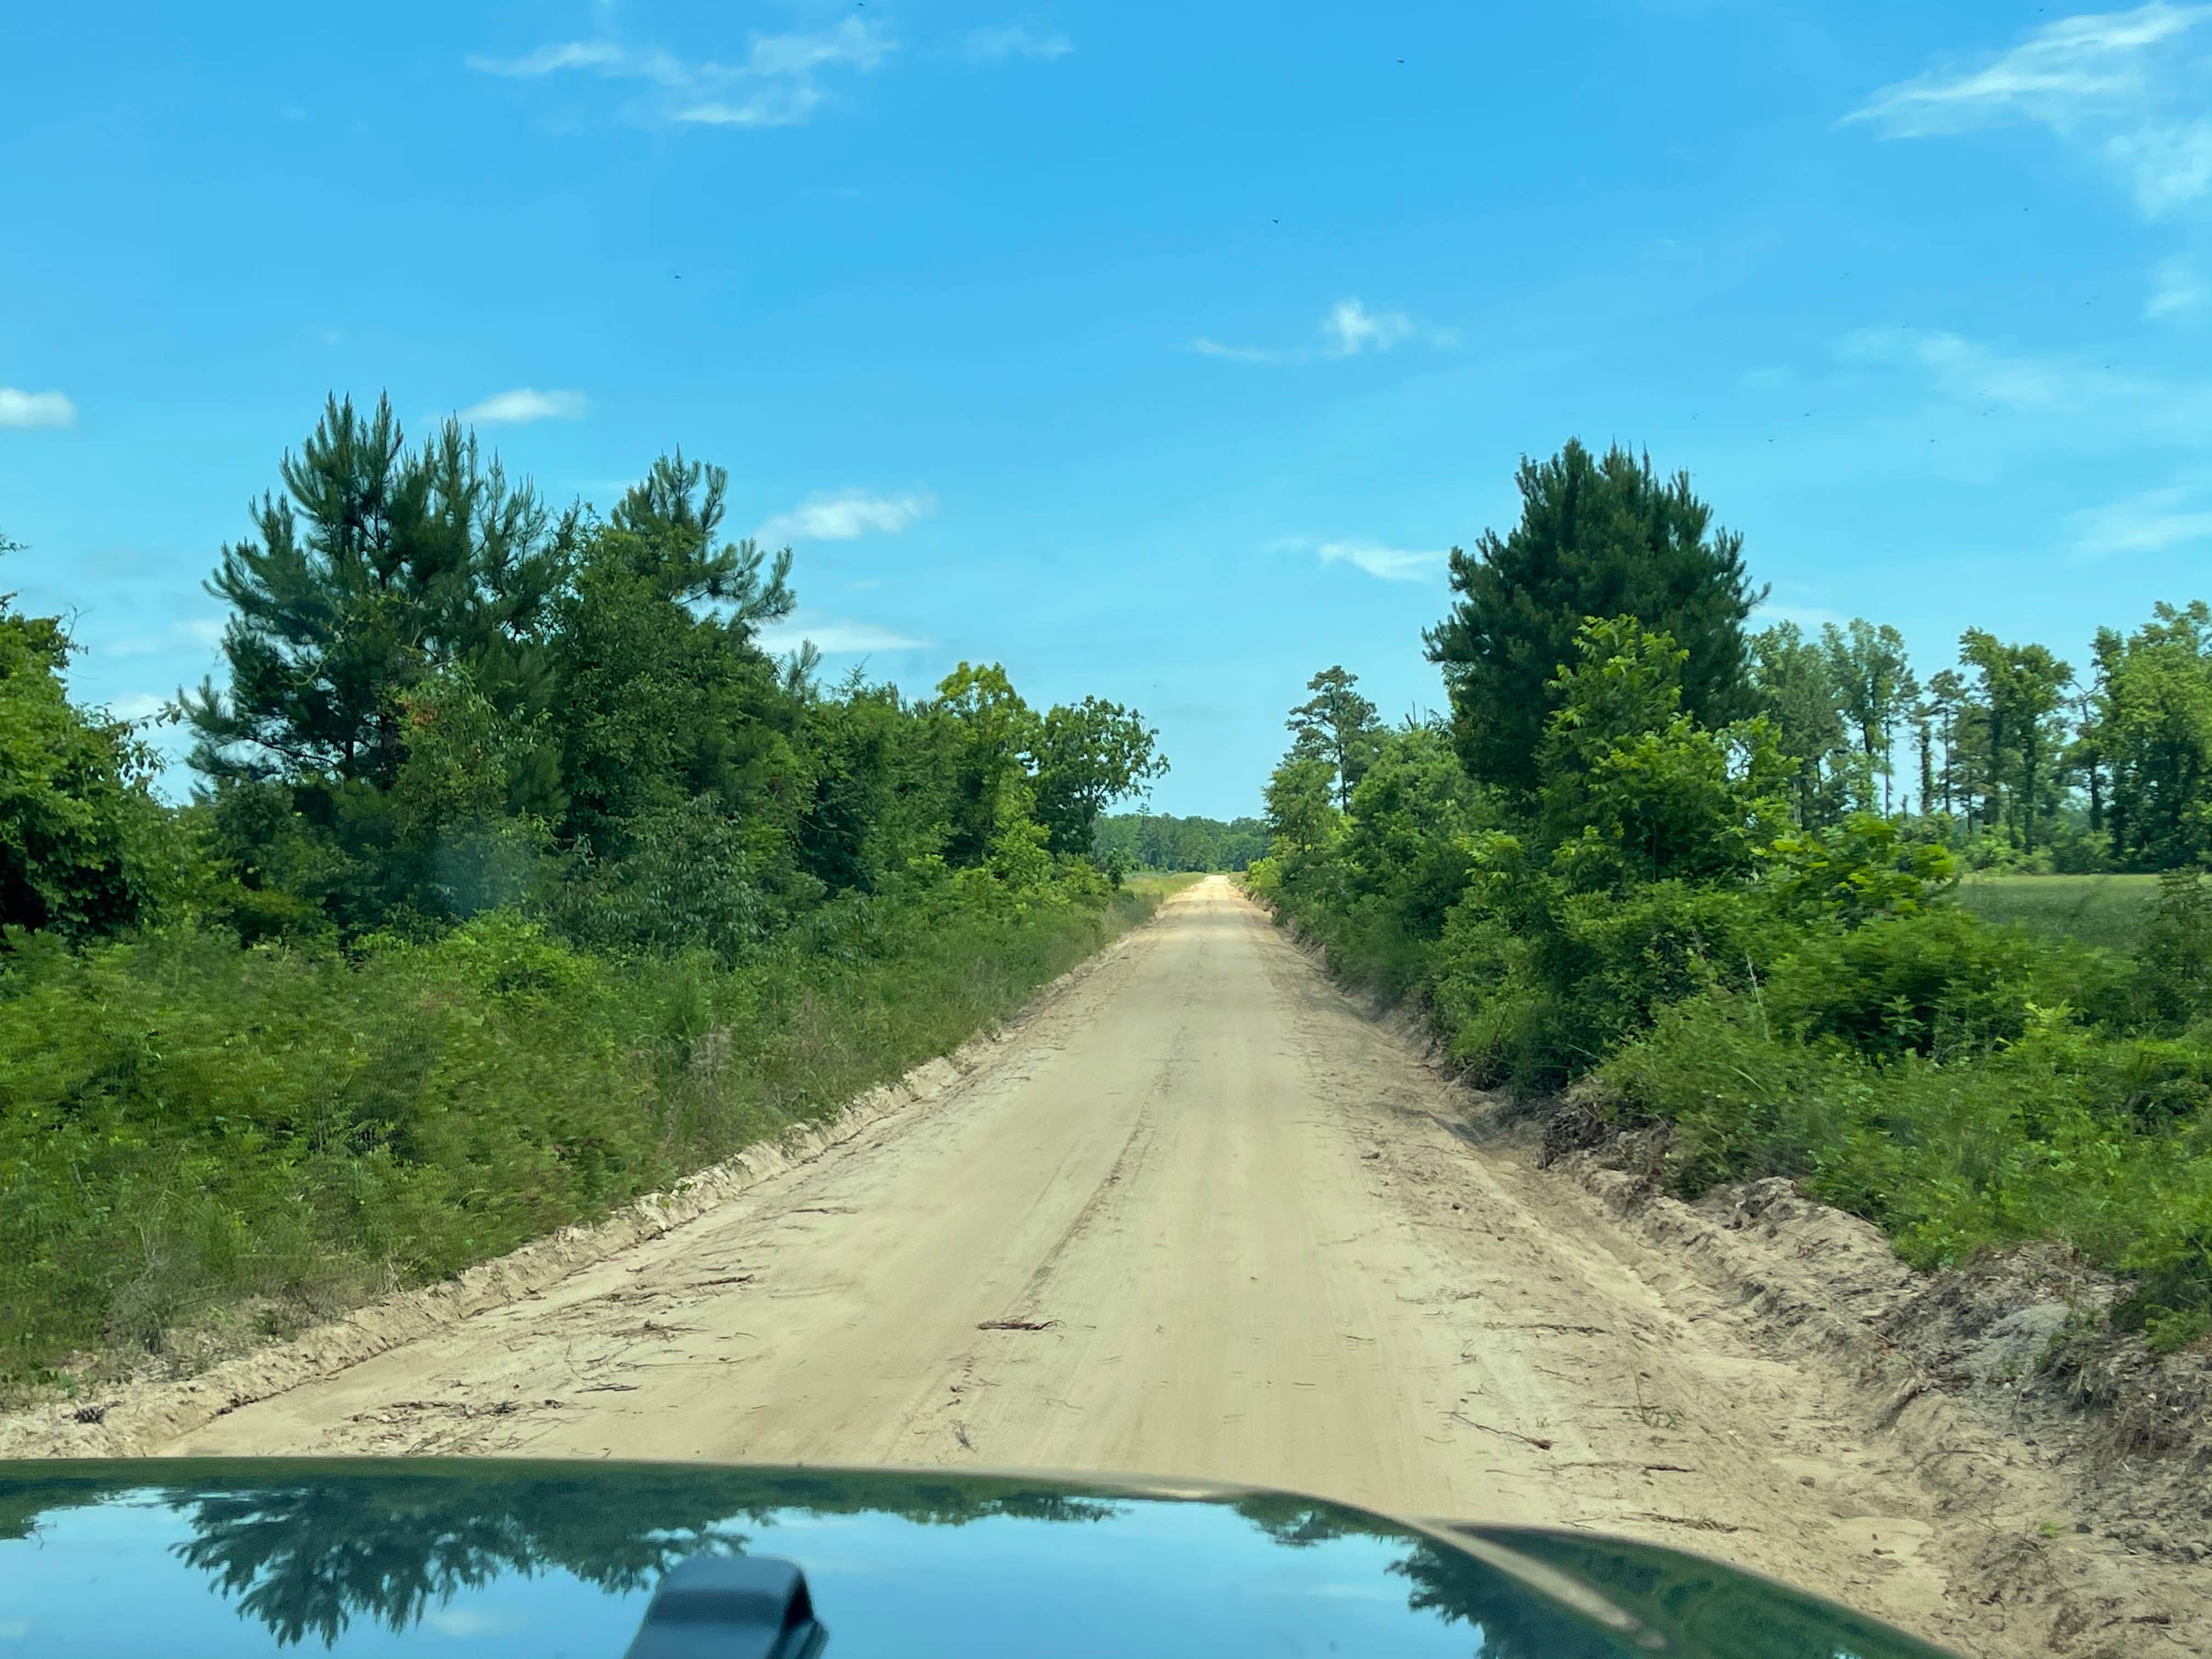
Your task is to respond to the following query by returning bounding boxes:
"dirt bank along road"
[162,878,2044,1654]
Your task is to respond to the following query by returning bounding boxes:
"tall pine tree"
[1424,441,1762,792]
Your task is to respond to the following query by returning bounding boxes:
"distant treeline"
[1093,812,1267,872]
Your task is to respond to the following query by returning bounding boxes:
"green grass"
[0,884,1162,1395]
[1953,873,2162,952]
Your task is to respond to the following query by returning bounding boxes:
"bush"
[1761,907,2044,1060]
[1603,994,2212,1335]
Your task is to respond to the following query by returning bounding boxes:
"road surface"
[167,877,1984,1649]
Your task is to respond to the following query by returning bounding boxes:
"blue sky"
[4,1,2210,817]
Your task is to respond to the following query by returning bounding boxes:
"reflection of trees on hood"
[1391,1539,1639,1659]
[1409,1527,1952,1659]
[145,1465,1124,1648]
[172,1472,754,1647]
[1230,1496,1628,1658]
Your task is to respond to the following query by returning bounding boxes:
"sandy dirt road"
[167,877,1999,1651]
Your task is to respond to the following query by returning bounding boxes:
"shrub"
[1762,907,2044,1060]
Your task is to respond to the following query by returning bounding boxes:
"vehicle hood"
[0,1459,1955,1657]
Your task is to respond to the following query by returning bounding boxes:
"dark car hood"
[0,1460,1955,1657]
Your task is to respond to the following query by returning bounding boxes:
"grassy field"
[1953,873,2162,952]
[1121,872,1207,900]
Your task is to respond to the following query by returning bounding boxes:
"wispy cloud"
[758,490,934,543]
[1190,336,1288,364]
[757,615,930,653]
[2147,253,2210,317]
[1844,3,2212,217]
[473,41,631,77]
[964,24,1074,63]
[1838,326,2152,410]
[1271,534,1447,582]
[2071,482,2212,555]
[469,19,893,129]
[460,388,589,424]
[0,388,76,429]
[1190,298,1452,365]
[1318,539,1448,582]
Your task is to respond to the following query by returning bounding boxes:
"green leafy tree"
[1820,619,1915,814]
[547,459,803,864]
[1338,721,1490,938]
[932,662,1040,867]
[1536,618,1786,887]
[1263,751,1339,858]
[2094,602,2212,868]
[0,561,167,936]
[1922,668,1969,818]
[1285,666,1383,810]
[1030,696,1166,855]
[1959,630,2072,853]
[1748,621,1847,827]
[1424,440,1763,792]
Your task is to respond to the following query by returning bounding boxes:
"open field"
[1952,873,2161,952]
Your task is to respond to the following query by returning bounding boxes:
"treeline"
[1093,812,1267,872]
[1749,608,2212,871]
[0,396,1165,1389]
[1256,439,2212,1354]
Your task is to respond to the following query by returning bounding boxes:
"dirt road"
[167,878,2004,1650]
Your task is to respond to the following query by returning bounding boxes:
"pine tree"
[1424,440,1762,792]
[182,394,576,788]
[1286,666,1383,810]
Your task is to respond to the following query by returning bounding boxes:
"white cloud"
[1316,539,1448,582]
[1190,336,1286,363]
[470,40,631,77]
[1190,299,1451,365]
[757,490,934,543]
[1323,298,1415,356]
[757,616,930,653]
[104,693,170,722]
[0,388,76,429]
[2147,253,2210,317]
[1844,3,2212,217]
[2070,482,2212,555]
[1838,326,2151,410]
[674,87,822,127]
[459,388,589,424]
[469,20,893,130]
[745,20,891,77]
[965,24,1074,63]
